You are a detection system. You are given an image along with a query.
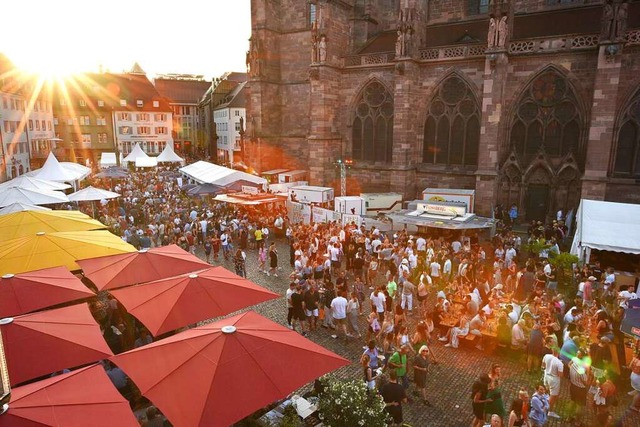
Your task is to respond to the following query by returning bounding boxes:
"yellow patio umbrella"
[0,230,136,275]
[0,210,106,241]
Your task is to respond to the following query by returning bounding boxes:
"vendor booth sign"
[622,299,640,338]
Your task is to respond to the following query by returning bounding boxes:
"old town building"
[246,0,640,220]
[154,75,209,155]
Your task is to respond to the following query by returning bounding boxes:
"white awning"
[179,161,266,188]
[100,152,117,168]
[135,157,158,168]
[570,199,640,259]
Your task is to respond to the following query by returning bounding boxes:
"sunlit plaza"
[1,1,640,427]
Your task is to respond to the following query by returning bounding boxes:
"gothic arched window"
[423,75,480,166]
[613,91,640,177]
[352,81,394,163]
[510,70,581,159]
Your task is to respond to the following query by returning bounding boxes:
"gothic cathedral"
[246,0,640,220]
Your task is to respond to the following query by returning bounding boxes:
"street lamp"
[334,158,353,197]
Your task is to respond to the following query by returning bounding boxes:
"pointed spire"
[129,62,146,75]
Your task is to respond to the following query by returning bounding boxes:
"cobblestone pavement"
[194,238,640,427]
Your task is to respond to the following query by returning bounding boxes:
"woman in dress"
[361,354,378,391]
[506,398,525,427]
[258,246,266,273]
[443,314,470,349]
[267,242,278,277]
[485,363,505,419]
[627,349,640,402]
[412,346,433,406]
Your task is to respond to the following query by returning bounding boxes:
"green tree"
[549,251,579,287]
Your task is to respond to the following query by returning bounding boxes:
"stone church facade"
[245,0,640,220]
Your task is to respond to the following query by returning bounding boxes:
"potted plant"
[318,378,387,426]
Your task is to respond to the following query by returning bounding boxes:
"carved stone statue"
[488,17,497,48]
[395,7,414,57]
[318,35,327,63]
[614,1,628,41]
[497,15,508,48]
[250,37,262,77]
[601,1,615,41]
[601,0,628,42]
[395,30,403,57]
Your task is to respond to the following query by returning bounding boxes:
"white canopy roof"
[68,186,121,202]
[135,157,158,168]
[156,144,184,163]
[570,199,640,259]
[60,162,91,181]
[0,176,71,192]
[28,152,79,182]
[100,152,117,168]
[179,161,267,188]
[0,187,69,208]
[0,202,51,216]
[122,143,149,163]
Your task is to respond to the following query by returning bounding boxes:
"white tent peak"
[123,143,150,164]
[29,152,77,182]
[156,144,184,163]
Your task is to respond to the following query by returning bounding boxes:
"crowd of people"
[74,166,640,426]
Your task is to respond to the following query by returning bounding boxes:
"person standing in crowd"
[285,282,296,330]
[471,374,492,427]
[388,344,411,392]
[541,346,563,419]
[346,291,361,338]
[290,285,307,336]
[233,248,246,278]
[330,290,349,340]
[267,241,278,277]
[529,384,550,427]
[361,353,378,392]
[304,284,320,331]
[412,345,433,406]
[380,370,408,427]
[567,349,591,424]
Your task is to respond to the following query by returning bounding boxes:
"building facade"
[154,75,210,156]
[246,0,640,220]
[198,72,247,163]
[213,81,247,166]
[0,89,30,179]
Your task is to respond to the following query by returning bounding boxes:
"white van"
[360,192,403,215]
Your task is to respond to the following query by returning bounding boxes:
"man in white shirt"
[541,347,564,418]
[370,288,386,321]
[429,260,441,284]
[451,240,462,253]
[443,256,452,281]
[331,291,349,340]
[329,243,341,275]
[618,286,638,308]
[505,245,517,267]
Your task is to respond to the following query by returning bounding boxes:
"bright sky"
[1,0,251,80]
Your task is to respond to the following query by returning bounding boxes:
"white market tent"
[27,152,79,182]
[0,187,69,208]
[135,157,158,168]
[0,202,51,216]
[100,152,117,168]
[122,143,149,164]
[68,186,121,202]
[60,162,91,181]
[156,144,184,164]
[570,199,640,262]
[179,161,267,189]
[0,176,71,192]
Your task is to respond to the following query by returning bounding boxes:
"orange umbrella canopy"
[111,266,279,336]
[0,364,139,427]
[77,244,210,291]
[0,266,94,318]
[111,311,350,427]
[1,304,113,386]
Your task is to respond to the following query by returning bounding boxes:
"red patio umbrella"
[111,311,349,427]
[110,267,279,336]
[77,244,210,291]
[0,266,94,318]
[0,364,139,427]
[1,304,113,386]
